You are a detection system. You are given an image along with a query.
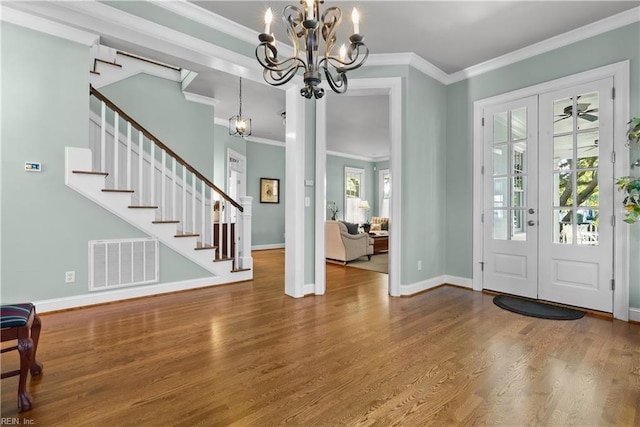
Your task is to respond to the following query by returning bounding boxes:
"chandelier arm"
[283,5,306,40]
[262,65,303,87]
[323,66,347,94]
[256,44,306,74]
[322,42,369,73]
[321,6,342,56]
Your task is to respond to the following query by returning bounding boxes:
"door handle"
[528,208,536,214]
[528,220,536,226]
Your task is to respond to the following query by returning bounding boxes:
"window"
[344,167,365,223]
[379,169,390,218]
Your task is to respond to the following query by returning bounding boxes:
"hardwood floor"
[2,249,639,426]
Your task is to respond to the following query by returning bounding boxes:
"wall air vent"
[89,238,158,291]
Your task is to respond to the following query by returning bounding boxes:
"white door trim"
[473,60,630,320]
[315,77,402,297]
[227,148,246,198]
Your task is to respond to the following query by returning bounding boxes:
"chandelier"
[256,0,369,99]
[229,77,251,137]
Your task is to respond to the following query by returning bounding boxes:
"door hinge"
[611,151,616,163]
[611,215,616,227]
[481,165,485,175]
[480,261,485,272]
[481,213,485,223]
[611,279,615,290]
[612,87,616,100]
[482,117,485,126]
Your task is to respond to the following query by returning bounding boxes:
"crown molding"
[366,53,450,85]
[245,136,286,148]
[183,91,219,107]
[326,150,387,163]
[448,6,640,84]
[1,4,99,46]
[154,0,296,60]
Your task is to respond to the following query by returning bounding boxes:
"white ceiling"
[186,0,638,160]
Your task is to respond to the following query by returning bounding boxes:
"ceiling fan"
[555,97,599,123]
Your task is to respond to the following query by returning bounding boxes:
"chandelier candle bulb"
[264,8,272,34]
[306,0,314,20]
[339,44,346,61]
[352,8,360,34]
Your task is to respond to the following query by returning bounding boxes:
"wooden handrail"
[90,85,242,212]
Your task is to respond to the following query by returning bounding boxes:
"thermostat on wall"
[25,161,42,172]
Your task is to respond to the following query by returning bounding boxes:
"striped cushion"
[0,303,34,328]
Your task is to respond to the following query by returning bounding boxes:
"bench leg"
[17,336,34,412]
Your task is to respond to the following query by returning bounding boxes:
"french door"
[482,78,614,312]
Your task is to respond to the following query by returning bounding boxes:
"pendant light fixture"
[229,77,251,137]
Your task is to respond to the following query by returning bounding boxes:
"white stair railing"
[89,86,251,268]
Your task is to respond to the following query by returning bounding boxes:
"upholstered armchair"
[325,221,373,263]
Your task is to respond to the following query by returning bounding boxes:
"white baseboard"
[33,275,250,313]
[400,275,447,295]
[400,274,473,296]
[252,243,285,251]
[629,307,640,323]
[303,284,315,295]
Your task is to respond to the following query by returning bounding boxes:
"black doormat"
[493,295,585,320]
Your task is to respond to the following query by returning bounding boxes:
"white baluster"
[226,200,231,260]
[126,123,132,190]
[172,158,177,220]
[191,173,196,234]
[113,112,119,189]
[100,102,106,172]
[201,180,206,246]
[149,143,155,207]
[182,166,187,232]
[138,132,144,205]
[161,150,166,221]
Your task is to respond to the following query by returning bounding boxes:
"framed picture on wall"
[260,178,280,204]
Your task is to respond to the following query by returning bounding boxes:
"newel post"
[239,196,253,270]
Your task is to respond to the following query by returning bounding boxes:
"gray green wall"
[445,22,640,306]
[246,141,286,247]
[0,23,207,304]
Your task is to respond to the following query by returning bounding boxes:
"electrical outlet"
[65,271,75,283]
[417,260,422,271]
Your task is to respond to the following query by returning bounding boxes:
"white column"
[284,85,305,298]
[238,196,253,270]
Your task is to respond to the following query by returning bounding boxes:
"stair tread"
[90,70,100,75]
[194,244,217,251]
[175,233,200,238]
[213,256,232,262]
[128,205,158,209]
[73,170,108,176]
[231,268,251,273]
[95,58,122,68]
[102,189,134,193]
[152,220,180,224]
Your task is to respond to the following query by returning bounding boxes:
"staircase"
[66,86,252,285]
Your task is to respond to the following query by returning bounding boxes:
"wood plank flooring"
[2,249,639,426]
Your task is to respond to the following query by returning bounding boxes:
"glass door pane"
[491,107,529,241]
[550,91,600,246]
